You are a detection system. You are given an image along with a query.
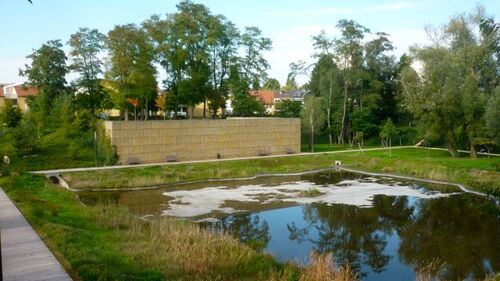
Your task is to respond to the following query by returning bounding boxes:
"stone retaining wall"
[104,118,300,164]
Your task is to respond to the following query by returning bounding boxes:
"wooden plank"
[0,188,72,281]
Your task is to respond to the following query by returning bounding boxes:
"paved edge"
[0,187,72,281]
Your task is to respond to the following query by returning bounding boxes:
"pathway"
[29,146,499,176]
[31,146,415,175]
[0,188,72,281]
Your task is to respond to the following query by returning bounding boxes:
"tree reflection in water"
[398,195,500,280]
[287,196,413,277]
[218,214,270,251]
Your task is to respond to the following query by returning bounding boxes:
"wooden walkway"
[0,188,72,281]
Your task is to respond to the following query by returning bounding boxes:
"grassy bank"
[62,148,500,196]
[1,173,357,281]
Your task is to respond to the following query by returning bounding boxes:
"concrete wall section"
[104,118,300,164]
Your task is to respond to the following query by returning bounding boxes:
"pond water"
[79,171,500,280]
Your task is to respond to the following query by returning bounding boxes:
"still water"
[79,171,500,280]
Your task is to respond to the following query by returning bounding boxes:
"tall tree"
[333,20,370,144]
[106,24,157,120]
[240,26,272,90]
[19,40,68,114]
[206,14,239,118]
[301,95,325,152]
[309,54,341,146]
[68,27,107,118]
[400,8,499,157]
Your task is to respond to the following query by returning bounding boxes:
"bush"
[13,121,41,155]
[0,100,23,128]
[96,122,118,165]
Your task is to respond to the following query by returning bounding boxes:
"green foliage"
[0,100,23,128]
[263,78,280,90]
[13,120,41,155]
[106,24,157,120]
[485,87,500,144]
[301,95,325,151]
[275,100,301,118]
[19,40,68,114]
[240,26,272,89]
[69,28,107,117]
[96,123,118,165]
[400,9,499,157]
[379,118,398,146]
[232,92,265,117]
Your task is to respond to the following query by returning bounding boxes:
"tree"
[0,100,23,128]
[400,8,499,157]
[301,95,325,152]
[13,120,41,155]
[275,99,301,118]
[333,20,370,144]
[379,118,397,155]
[155,94,168,120]
[485,87,500,145]
[106,24,157,120]
[68,28,107,118]
[19,40,68,114]
[263,78,280,90]
[240,26,272,89]
[308,54,341,146]
[206,14,240,118]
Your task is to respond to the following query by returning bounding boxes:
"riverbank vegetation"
[0,173,359,281]
[62,148,500,196]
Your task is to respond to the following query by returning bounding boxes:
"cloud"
[269,1,418,19]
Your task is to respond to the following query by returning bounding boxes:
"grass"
[2,129,499,281]
[62,147,500,196]
[299,188,325,197]
[1,172,363,281]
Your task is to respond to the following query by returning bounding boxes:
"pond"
[79,171,500,280]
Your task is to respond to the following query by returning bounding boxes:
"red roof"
[249,90,276,105]
[14,86,38,97]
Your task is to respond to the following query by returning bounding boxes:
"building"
[274,89,308,104]
[1,83,38,112]
[249,90,278,114]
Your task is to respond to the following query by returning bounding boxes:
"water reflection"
[78,171,499,280]
[216,195,499,280]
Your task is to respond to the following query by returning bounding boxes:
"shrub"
[0,100,23,128]
[13,120,41,155]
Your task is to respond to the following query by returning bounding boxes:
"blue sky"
[1,0,498,85]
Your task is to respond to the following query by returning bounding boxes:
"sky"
[0,0,498,86]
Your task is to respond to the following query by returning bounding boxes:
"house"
[1,83,39,112]
[274,89,308,104]
[0,85,5,109]
[249,90,278,114]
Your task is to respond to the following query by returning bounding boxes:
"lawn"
[62,147,500,196]
[2,135,499,281]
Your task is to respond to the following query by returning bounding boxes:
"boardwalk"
[0,188,72,281]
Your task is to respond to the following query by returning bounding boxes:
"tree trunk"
[339,79,348,144]
[203,99,207,118]
[327,70,333,147]
[470,142,477,159]
[310,107,314,153]
[447,143,458,157]
[145,99,149,121]
[125,107,129,121]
